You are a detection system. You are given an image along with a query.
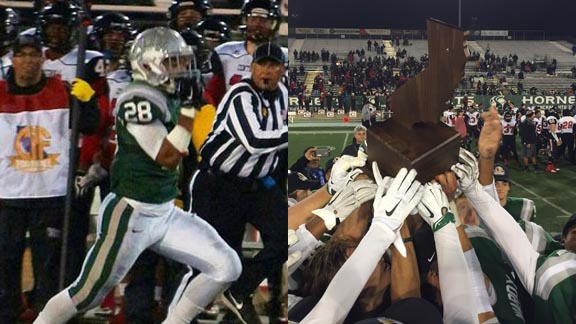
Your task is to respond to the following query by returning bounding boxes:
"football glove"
[372,167,422,231]
[71,78,95,103]
[417,182,455,232]
[176,76,204,113]
[326,155,366,195]
[372,166,422,257]
[75,163,108,197]
[451,148,480,193]
[312,179,377,230]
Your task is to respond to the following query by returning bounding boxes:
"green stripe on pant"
[69,195,133,310]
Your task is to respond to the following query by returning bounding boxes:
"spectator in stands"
[326,92,333,110]
[341,125,367,157]
[572,43,576,56]
[304,95,311,112]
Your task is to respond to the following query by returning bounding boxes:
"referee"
[190,42,287,323]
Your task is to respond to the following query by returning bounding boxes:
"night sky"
[290,0,575,36]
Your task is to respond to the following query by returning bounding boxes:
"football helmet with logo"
[0,6,19,53]
[179,26,208,64]
[195,18,230,46]
[130,27,195,94]
[240,0,281,43]
[167,0,212,31]
[91,12,135,59]
[37,1,79,50]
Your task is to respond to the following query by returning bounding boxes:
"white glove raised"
[313,179,377,230]
[417,182,455,232]
[371,161,393,194]
[372,165,423,257]
[75,163,108,197]
[451,148,479,193]
[372,166,422,232]
[326,155,366,195]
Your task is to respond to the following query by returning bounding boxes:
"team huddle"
[287,104,576,323]
[1,0,288,323]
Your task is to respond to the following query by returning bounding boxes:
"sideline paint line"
[510,179,571,216]
[342,133,349,153]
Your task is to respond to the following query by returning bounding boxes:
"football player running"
[33,27,241,324]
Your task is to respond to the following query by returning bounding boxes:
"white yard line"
[510,179,571,217]
[342,133,350,152]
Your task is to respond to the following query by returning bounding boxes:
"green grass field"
[289,120,576,234]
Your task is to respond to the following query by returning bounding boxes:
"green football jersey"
[532,250,576,324]
[466,226,533,324]
[518,220,562,255]
[504,197,535,221]
[111,82,180,203]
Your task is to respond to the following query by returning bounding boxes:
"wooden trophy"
[367,18,467,182]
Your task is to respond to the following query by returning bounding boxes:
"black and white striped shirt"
[200,79,288,178]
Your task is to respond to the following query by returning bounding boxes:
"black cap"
[493,163,510,182]
[563,213,576,237]
[253,42,284,64]
[12,35,42,54]
[288,172,321,193]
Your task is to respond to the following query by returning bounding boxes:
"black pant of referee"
[191,167,287,315]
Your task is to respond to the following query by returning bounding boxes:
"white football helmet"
[129,27,195,93]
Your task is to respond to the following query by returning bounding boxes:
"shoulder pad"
[215,41,247,58]
[115,83,171,123]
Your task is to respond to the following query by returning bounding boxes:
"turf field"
[289,119,576,234]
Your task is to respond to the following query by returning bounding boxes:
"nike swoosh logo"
[385,201,401,217]
[423,205,435,218]
[428,252,436,262]
[132,229,143,233]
